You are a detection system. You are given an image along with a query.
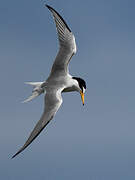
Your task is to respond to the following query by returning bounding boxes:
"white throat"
[62,77,80,93]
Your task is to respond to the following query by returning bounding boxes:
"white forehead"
[82,87,86,93]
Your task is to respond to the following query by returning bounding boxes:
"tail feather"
[23,81,45,103]
[22,91,40,103]
[25,82,43,87]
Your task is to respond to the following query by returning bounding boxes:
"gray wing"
[12,88,63,158]
[46,5,77,76]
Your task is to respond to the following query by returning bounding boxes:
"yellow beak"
[80,91,85,105]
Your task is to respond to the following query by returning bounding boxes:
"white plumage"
[12,5,86,158]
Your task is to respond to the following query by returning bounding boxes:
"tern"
[12,5,86,158]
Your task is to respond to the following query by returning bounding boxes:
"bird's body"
[12,5,86,158]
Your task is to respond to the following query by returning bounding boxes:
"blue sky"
[0,0,135,179]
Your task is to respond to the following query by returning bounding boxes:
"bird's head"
[72,77,86,105]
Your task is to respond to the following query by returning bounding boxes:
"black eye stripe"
[81,87,83,92]
[72,77,86,90]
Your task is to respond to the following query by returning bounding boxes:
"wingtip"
[45,4,49,8]
[11,147,24,159]
[45,4,52,10]
[11,151,20,159]
[45,4,72,33]
[11,154,16,159]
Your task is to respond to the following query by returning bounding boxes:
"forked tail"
[22,82,45,103]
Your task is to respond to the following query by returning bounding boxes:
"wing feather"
[46,5,77,76]
[12,89,63,158]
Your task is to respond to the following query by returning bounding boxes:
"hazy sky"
[0,0,135,179]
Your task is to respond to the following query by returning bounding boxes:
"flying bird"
[12,5,86,158]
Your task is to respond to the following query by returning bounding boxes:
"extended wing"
[12,88,63,158]
[46,5,77,76]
